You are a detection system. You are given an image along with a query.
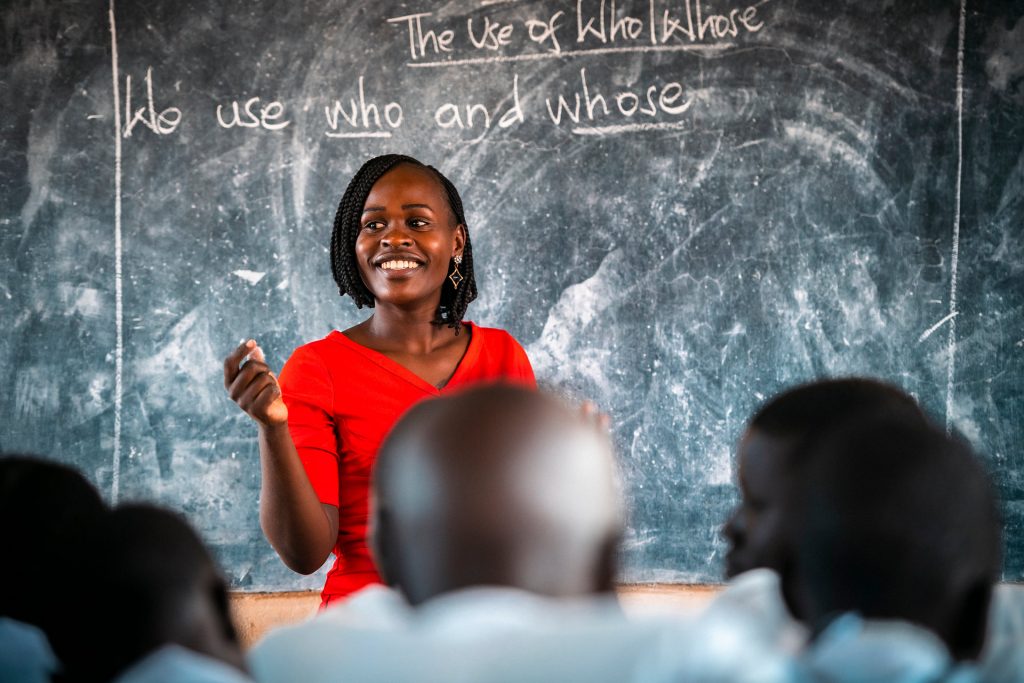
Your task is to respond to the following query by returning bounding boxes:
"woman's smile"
[355,163,465,306]
[378,259,422,272]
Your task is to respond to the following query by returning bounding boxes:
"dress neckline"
[328,321,479,394]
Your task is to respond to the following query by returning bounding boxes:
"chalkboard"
[2,0,1022,590]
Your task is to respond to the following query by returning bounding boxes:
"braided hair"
[330,154,477,333]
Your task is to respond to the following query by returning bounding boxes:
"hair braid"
[428,167,477,332]
[330,155,478,331]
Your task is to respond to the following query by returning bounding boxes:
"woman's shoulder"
[465,321,518,342]
[462,322,535,386]
[465,322,528,351]
[289,330,350,354]
[281,331,355,373]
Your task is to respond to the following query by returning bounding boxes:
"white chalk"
[944,0,967,433]
[233,269,267,284]
[109,0,124,505]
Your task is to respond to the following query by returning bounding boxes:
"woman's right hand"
[224,339,288,427]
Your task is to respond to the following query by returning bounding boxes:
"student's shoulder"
[114,645,252,683]
[249,586,410,679]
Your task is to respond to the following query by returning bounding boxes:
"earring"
[448,254,464,289]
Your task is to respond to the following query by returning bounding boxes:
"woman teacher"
[224,155,536,605]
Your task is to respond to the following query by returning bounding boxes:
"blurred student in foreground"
[252,385,787,683]
[716,378,1023,681]
[782,408,1008,681]
[0,454,106,683]
[61,504,251,683]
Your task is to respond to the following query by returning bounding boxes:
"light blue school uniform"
[801,613,981,683]
[113,645,253,683]
[0,617,58,683]
[711,569,1024,682]
[250,584,719,683]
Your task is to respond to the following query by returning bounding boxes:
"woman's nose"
[380,226,413,247]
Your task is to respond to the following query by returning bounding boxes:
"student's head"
[0,454,105,638]
[330,154,477,329]
[722,378,922,579]
[782,412,1002,661]
[63,504,244,682]
[370,384,624,606]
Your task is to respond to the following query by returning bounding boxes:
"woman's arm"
[224,340,338,574]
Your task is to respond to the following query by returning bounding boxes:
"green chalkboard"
[2,0,1022,589]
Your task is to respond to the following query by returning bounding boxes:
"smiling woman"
[223,155,536,606]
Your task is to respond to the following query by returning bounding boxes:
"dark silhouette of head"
[0,454,106,659]
[62,504,244,682]
[782,411,1002,661]
[723,378,923,579]
[370,384,624,607]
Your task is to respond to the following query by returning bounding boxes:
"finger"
[228,360,273,403]
[224,339,257,389]
[249,380,284,417]
[235,373,279,413]
[579,400,611,432]
[580,400,597,418]
[250,344,266,364]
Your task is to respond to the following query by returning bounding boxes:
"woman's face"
[355,164,465,309]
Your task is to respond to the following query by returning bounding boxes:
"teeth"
[380,260,420,270]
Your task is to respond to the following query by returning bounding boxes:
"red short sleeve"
[459,326,537,390]
[506,334,537,388]
[277,346,340,507]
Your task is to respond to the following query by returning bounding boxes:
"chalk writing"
[526,11,566,54]
[387,0,766,64]
[107,1,768,142]
[545,68,692,127]
[434,74,524,136]
[122,67,181,137]
[215,97,291,131]
[323,77,403,139]
[388,12,455,59]
[467,15,515,50]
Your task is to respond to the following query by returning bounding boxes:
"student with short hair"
[722,378,924,582]
[61,504,251,683]
[0,454,106,683]
[714,378,1023,680]
[782,410,1002,680]
[713,378,924,653]
[250,385,688,683]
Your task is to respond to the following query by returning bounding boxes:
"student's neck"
[362,304,455,354]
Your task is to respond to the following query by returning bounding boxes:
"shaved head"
[371,385,624,606]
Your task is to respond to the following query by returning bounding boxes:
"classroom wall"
[3,1,1022,589]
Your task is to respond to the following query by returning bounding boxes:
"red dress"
[277,322,536,604]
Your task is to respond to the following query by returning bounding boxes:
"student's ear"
[946,578,992,661]
[595,531,620,594]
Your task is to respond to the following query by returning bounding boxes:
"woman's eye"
[408,218,429,228]
[363,221,383,231]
